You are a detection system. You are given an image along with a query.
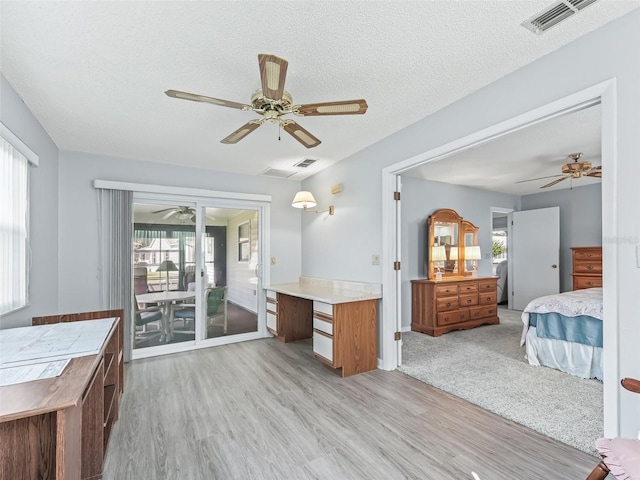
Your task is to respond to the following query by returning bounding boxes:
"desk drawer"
[313,316,333,335]
[313,301,333,316]
[437,309,469,326]
[436,296,459,311]
[313,331,333,363]
[266,311,277,332]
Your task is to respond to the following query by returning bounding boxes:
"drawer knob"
[587,265,594,270]
[466,299,472,304]
[446,302,451,307]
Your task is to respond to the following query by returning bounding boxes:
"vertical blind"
[0,133,34,315]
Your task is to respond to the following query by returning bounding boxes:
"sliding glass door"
[131,197,261,358]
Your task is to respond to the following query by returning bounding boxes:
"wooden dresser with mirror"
[412,208,499,336]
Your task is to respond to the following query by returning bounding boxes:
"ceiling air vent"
[521,0,599,35]
[293,158,317,168]
[260,168,296,179]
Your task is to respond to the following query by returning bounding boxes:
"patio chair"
[134,298,162,334]
[172,286,228,333]
[585,378,640,480]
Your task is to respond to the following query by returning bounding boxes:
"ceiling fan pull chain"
[278,122,281,141]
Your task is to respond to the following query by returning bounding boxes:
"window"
[0,122,38,316]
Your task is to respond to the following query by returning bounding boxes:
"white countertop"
[264,277,382,304]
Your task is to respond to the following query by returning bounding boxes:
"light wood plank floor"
[104,338,599,480]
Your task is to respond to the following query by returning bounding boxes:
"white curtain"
[97,188,133,361]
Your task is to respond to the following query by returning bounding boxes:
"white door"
[510,207,560,310]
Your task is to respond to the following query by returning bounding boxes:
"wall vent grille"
[521,0,599,35]
[260,168,296,178]
[293,158,317,168]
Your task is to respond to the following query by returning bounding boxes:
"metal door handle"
[552,264,557,268]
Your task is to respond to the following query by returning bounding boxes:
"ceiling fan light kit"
[166,54,368,148]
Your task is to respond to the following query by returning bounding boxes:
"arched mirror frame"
[427,209,479,279]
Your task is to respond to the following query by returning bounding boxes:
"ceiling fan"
[165,54,368,148]
[515,153,602,189]
[151,206,215,223]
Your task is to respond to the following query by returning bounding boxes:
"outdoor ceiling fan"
[165,54,368,148]
[515,152,602,188]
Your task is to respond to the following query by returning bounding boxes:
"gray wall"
[57,151,303,314]
[301,10,640,436]
[522,183,602,292]
[400,176,520,328]
[0,75,60,329]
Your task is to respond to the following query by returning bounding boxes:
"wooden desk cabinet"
[411,277,499,336]
[571,246,603,290]
[265,290,377,377]
[0,309,124,480]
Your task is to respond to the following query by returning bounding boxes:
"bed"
[520,287,603,379]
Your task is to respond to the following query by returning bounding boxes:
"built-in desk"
[264,277,381,378]
[0,312,123,480]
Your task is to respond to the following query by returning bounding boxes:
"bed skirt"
[525,327,603,380]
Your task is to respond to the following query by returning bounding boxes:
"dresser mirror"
[427,209,479,279]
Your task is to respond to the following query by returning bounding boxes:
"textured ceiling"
[1,1,638,181]
[404,104,602,196]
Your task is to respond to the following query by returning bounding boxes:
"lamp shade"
[449,246,459,260]
[156,260,178,272]
[465,245,482,260]
[431,245,447,262]
[291,191,317,209]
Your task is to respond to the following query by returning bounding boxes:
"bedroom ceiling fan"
[151,206,215,223]
[165,54,368,149]
[515,153,602,189]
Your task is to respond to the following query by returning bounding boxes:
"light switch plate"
[636,245,640,268]
[372,254,380,265]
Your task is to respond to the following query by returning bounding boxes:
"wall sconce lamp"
[465,245,482,277]
[431,245,447,281]
[291,190,335,215]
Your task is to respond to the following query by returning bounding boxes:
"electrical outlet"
[271,256,277,265]
[372,254,380,265]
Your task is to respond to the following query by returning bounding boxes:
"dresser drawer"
[574,249,602,261]
[313,316,333,335]
[435,284,459,296]
[478,292,497,305]
[459,293,478,307]
[458,283,478,294]
[313,331,333,363]
[436,296,459,311]
[478,280,497,292]
[437,309,469,326]
[573,261,602,274]
[469,305,497,319]
[574,276,603,289]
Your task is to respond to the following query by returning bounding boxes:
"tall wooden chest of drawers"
[411,276,499,336]
[571,246,602,290]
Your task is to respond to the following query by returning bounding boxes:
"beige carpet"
[398,307,603,454]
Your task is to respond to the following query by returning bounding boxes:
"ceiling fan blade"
[282,121,321,148]
[541,176,568,188]
[161,210,177,220]
[258,54,288,101]
[586,166,602,177]
[151,207,177,214]
[295,99,368,116]
[220,121,262,144]
[514,174,563,184]
[165,90,249,110]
